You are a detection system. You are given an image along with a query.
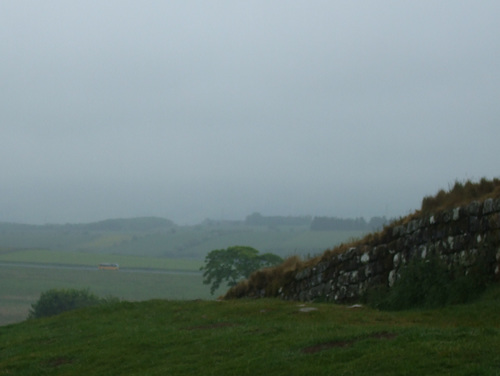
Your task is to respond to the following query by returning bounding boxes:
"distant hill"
[0,215,368,259]
[0,216,176,232]
[80,217,175,232]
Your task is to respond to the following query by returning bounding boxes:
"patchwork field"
[0,220,367,259]
[0,219,369,326]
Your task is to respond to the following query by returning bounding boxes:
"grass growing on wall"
[421,177,500,214]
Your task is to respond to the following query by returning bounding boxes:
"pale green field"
[0,264,224,326]
[0,249,203,271]
[0,222,368,259]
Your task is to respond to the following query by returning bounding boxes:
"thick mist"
[1,1,499,224]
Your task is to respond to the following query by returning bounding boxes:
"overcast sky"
[1,1,499,225]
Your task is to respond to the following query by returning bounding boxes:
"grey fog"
[1,1,499,225]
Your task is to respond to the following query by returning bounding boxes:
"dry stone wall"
[278,198,500,303]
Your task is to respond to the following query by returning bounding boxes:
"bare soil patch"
[42,356,75,368]
[185,322,237,330]
[302,331,397,354]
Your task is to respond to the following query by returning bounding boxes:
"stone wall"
[278,198,500,303]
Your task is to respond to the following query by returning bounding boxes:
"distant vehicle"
[98,263,119,270]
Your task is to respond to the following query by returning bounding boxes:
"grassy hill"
[1,284,500,375]
[2,178,500,374]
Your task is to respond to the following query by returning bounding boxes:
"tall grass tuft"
[421,177,500,213]
[224,255,304,299]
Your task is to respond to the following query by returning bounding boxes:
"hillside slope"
[1,288,500,375]
[225,178,500,301]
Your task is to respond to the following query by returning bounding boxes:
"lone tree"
[201,246,283,295]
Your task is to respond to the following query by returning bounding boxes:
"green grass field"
[0,249,203,270]
[0,264,224,326]
[1,285,499,375]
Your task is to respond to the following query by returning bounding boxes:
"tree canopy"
[201,246,283,295]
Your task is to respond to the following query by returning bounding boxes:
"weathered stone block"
[298,290,308,301]
[312,272,323,286]
[357,266,368,282]
[469,216,479,232]
[395,237,405,251]
[421,227,431,243]
[413,229,425,244]
[439,237,452,254]
[376,244,388,254]
[483,198,495,214]
[442,210,453,223]
[375,274,387,286]
[433,227,446,240]
[403,236,412,249]
[454,234,467,252]
[388,270,398,287]
[346,285,358,299]
[488,213,500,230]
[363,264,374,278]
[419,245,427,259]
[455,218,469,235]
[467,201,481,216]
[368,245,382,260]
[338,247,357,261]
[342,258,360,272]
[334,286,347,301]
[375,260,389,275]
[295,268,311,281]
[314,261,329,274]
[309,284,326,299]
[348,270,359,284]
[405,246,418,260]
[459,249,478,267]
[336,271,349,286]
[392,225,404,237]
[480,216,491,232]
[406,219,421,234]
[393,253,402,268]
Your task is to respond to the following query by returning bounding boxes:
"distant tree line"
[243,213,391,231]
[310,216,390,231]
[244,212,312,227]
[82,217,175,232]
